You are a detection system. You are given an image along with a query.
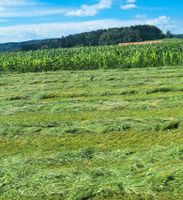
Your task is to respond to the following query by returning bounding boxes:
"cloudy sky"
[0,0,182,43]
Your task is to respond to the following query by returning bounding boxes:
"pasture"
[0,67,183,199]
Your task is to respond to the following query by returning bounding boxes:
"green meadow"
[0,67,183,199]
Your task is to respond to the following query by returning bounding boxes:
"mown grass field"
[0,67,183,200]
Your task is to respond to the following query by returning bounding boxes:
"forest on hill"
[0,25,165,52]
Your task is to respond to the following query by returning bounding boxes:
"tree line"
[21,25,165,51]
[0,25,165,52]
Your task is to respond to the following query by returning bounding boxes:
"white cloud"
[147,16,170,25]
[0,0,112,18]
[0,0,36,6]
[0,16,176,43]
[0,20,119,43]
[0,0,48,18]
[0,8,67,18]
[65,0,113,17]
[121,4,137,10]
[135,14,146,19]
[121,0,137,10]
[127,0,136,3]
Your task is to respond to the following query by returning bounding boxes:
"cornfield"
[0,39,183,73]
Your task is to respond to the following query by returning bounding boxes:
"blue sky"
[0,0,182,43]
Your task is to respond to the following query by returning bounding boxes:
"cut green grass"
[0,67,183,200]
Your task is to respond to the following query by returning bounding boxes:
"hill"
[0,25,164,52]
